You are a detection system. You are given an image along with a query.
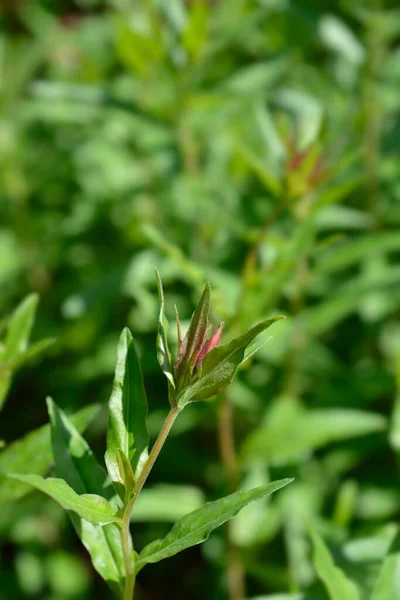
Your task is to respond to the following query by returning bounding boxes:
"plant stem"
[121,496,136,600]
[134,405,181,501]
[120,405,181,600]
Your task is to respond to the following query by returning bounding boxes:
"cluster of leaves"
[1,0,400,599]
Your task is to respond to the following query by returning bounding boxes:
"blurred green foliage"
[1,0,400,598]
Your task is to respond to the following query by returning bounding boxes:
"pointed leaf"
[8,474,122,527]
[243,405,387,464]
[155,269,175,388]
[48,399,125,595]
[0,372,12,411]
[175,283,211,386]
[309,524,360,600]
[135,478,293,572]
[116,448,135,502]
[242,335,273,364]
[10,337,55,370]
[131,485,205,522]
[179,316,284,405]
[0,403,99,504]
[3,294,38,361]
[105,328,149,493]
[370,530,400,600]
[175,305,182,351]
[249,594,316,600]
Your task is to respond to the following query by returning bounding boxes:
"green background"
[1,0,400,598]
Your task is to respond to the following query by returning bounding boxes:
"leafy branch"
[7,272,291,599]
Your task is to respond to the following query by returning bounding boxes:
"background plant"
[1,0,400,599]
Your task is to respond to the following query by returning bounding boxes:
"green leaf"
[309,524,360,600]
[0,295,52,410]
[114,18,163,78]
[316,232,400,275]
[370,530,400,600]
[135,479,293,573]
[131,485,205,522]
[116,448,135,503]
[175,282,211,389]
[182,0,209,62]
[155,269,175,390]
[48,399,125,595]
[243,399,387,464]
[0,403,99,504]
[242,334,273,364]
[8,474,122,527]
[10,337,55,370]
[105,328,149,494]
[0,372,12,411]
[179,316,284,405]
[246,595,314,600]
[3,294,38,362]
[234,141,282,196]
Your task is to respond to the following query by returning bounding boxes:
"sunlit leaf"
[135,479,293,572]
[105,328,149,494]
[243,401,386,464]
[0,403,99,504]
[155,269,175,391]
[370,530,400,600]
[8,474,122,527]
[48,399,125,595]
[309,523,359,600]
[3,294,38,362]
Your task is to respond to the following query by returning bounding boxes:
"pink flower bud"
[195,322,224,367]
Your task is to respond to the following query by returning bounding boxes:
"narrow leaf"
[175,305,182,351]
[105,328,149,492]
[155,269,175,388]
[10,337,55,370]
[370,530,400,600]
[179,316,284,405]
[131,485,205,523]
[116,448,135,502]
[0,372,12,411]
[8,474,122,526]
[4,294,38,361]
[48,399,125,595]
[0,403,99,504]
[136,479,292,572]
[242,335,272,364]
[309,524,359,600]
[249,594,316,600]
[243,405,387,464]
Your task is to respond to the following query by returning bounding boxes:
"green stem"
[134,405,181,501]
[120,405,181,599]
[121,497,136,600]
